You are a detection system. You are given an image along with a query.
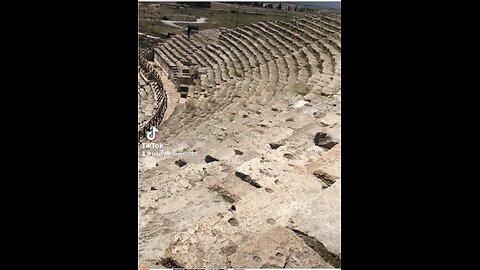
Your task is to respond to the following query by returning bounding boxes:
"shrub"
[304,64,312,74]
[294,83,311,96]
[185,100,196,114]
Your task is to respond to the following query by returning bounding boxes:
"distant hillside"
[282,2,341,10]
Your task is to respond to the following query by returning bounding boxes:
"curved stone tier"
[139,12,341,269]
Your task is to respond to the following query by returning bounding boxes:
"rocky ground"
[138,13,341,269]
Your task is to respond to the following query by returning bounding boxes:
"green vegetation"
[139,2,302,37]
[185,100,197,116]
[294,83,311,95]
[139,19,183,35]
[304,64,312,75]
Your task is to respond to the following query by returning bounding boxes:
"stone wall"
[154,48,177,82]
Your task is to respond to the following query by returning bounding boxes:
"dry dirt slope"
[138,13,341,269]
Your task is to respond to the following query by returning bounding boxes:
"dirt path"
[138,32,160,39]
[160,17,207,28]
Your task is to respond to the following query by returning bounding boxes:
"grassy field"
[139,2,306,36]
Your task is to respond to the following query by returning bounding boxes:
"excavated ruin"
[138,12,341,269]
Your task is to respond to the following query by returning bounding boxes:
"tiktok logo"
[146,126,159,141]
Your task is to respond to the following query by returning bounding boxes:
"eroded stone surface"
[229,227,333,268]
[138,9,342,268]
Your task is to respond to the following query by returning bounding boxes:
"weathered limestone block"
[228,227,333,268]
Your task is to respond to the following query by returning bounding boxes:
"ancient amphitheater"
[139,12,341,269]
